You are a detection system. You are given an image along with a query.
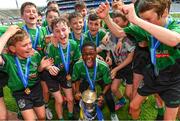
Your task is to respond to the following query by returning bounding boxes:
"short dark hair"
[68,11,83,22]
[20,2,37,16]
[47,0,58,7]
[74,1,87,10]
[81,42,96,53]
[137,0,172,18]
[112,10,127,22]
[88,11,99,21]
[46,8,60,17]
[51,17,69,31]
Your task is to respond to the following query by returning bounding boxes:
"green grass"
[3,85,158,120]
[171,13,180,18]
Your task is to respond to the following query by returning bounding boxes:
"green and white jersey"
[72,58,112,85]
[69,32,87,51]
[23,25,47,57]
[46,39,81,72]
[84,29,107,58]
[125,17,180,70]
[1,51,41,92]
[124,24,150,43]
[151,18,180,70]
[83,29,106,46]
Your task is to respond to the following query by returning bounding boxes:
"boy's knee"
[66,96,74,103]
[130,101,140,112]
[111,86,118,93]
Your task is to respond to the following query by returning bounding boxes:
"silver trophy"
[79,90,97,121]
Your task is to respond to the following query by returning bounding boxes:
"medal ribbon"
[15,56,31,88]
[150,17,172,76]
[88,31,99,46]
[83,59,97,91]
[83,19,87,33]
[46,26,52,35]
[23,25,40,49]
[71,32,84,50]
[58,42,71,74]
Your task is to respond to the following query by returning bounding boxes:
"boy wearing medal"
[74,1,88,33]
[72,42,119,120]
[0,25,53,120]
[20,2,47,57]
[68,11,86,50]
[97,0,180,120]
[41,17,81,120]
[83,11,109,60]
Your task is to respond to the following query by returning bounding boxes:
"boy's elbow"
[170,36,180,47]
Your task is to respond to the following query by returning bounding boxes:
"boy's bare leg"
[0,97,7,120]
[34,105,46,120]
[130,93,146,119]
[164,106,179,120]
[132,73,143,98]
[21,109,37,120]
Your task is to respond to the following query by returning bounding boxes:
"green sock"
[157,108,165,116]
[68,112,73,119]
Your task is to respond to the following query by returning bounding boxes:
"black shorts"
[0,87,3,97]
[12,82,44,111]
[132,46,151,74]
[40,70,72,93]
[0,71,8,88]
[115,64,133,84]
[138,59,180,108]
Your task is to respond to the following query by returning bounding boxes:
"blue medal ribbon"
[83,19,87,33]
[150,17,172,76]
[58,42,71,74]
[15,56,31,88]
[46,26,52,35]
[23,25,40,49]
[71,32,84,50]
[88,31,99,46]
[83,59,104,120]
[83,59,97,91]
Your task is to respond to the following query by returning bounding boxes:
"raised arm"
[0,25,20,65]
[96,2,126,38]
[122,4,180,47]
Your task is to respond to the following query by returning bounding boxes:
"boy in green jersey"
[20,2,47,57]
[74,1,88,33]
[68,11,86,50]
[97,0,180,120]
[84,11,109,60]
[41,8,60,120]
[41,18,81,120]
[0,25,53,120]
[72,42,119,121]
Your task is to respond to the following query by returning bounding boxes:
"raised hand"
[121,4,139,24]
[96,1,110,19]
[6,25,20,37]
[48,66,60,76]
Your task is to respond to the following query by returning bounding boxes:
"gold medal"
[24,88,31,95]
[66,74,71,81]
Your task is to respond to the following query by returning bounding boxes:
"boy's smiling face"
[82,46,97,68]
[88,19,101,36]
[10,38,33,59]
[53,22,70,45]
[70,17,84,35]
[21,5,38,25]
